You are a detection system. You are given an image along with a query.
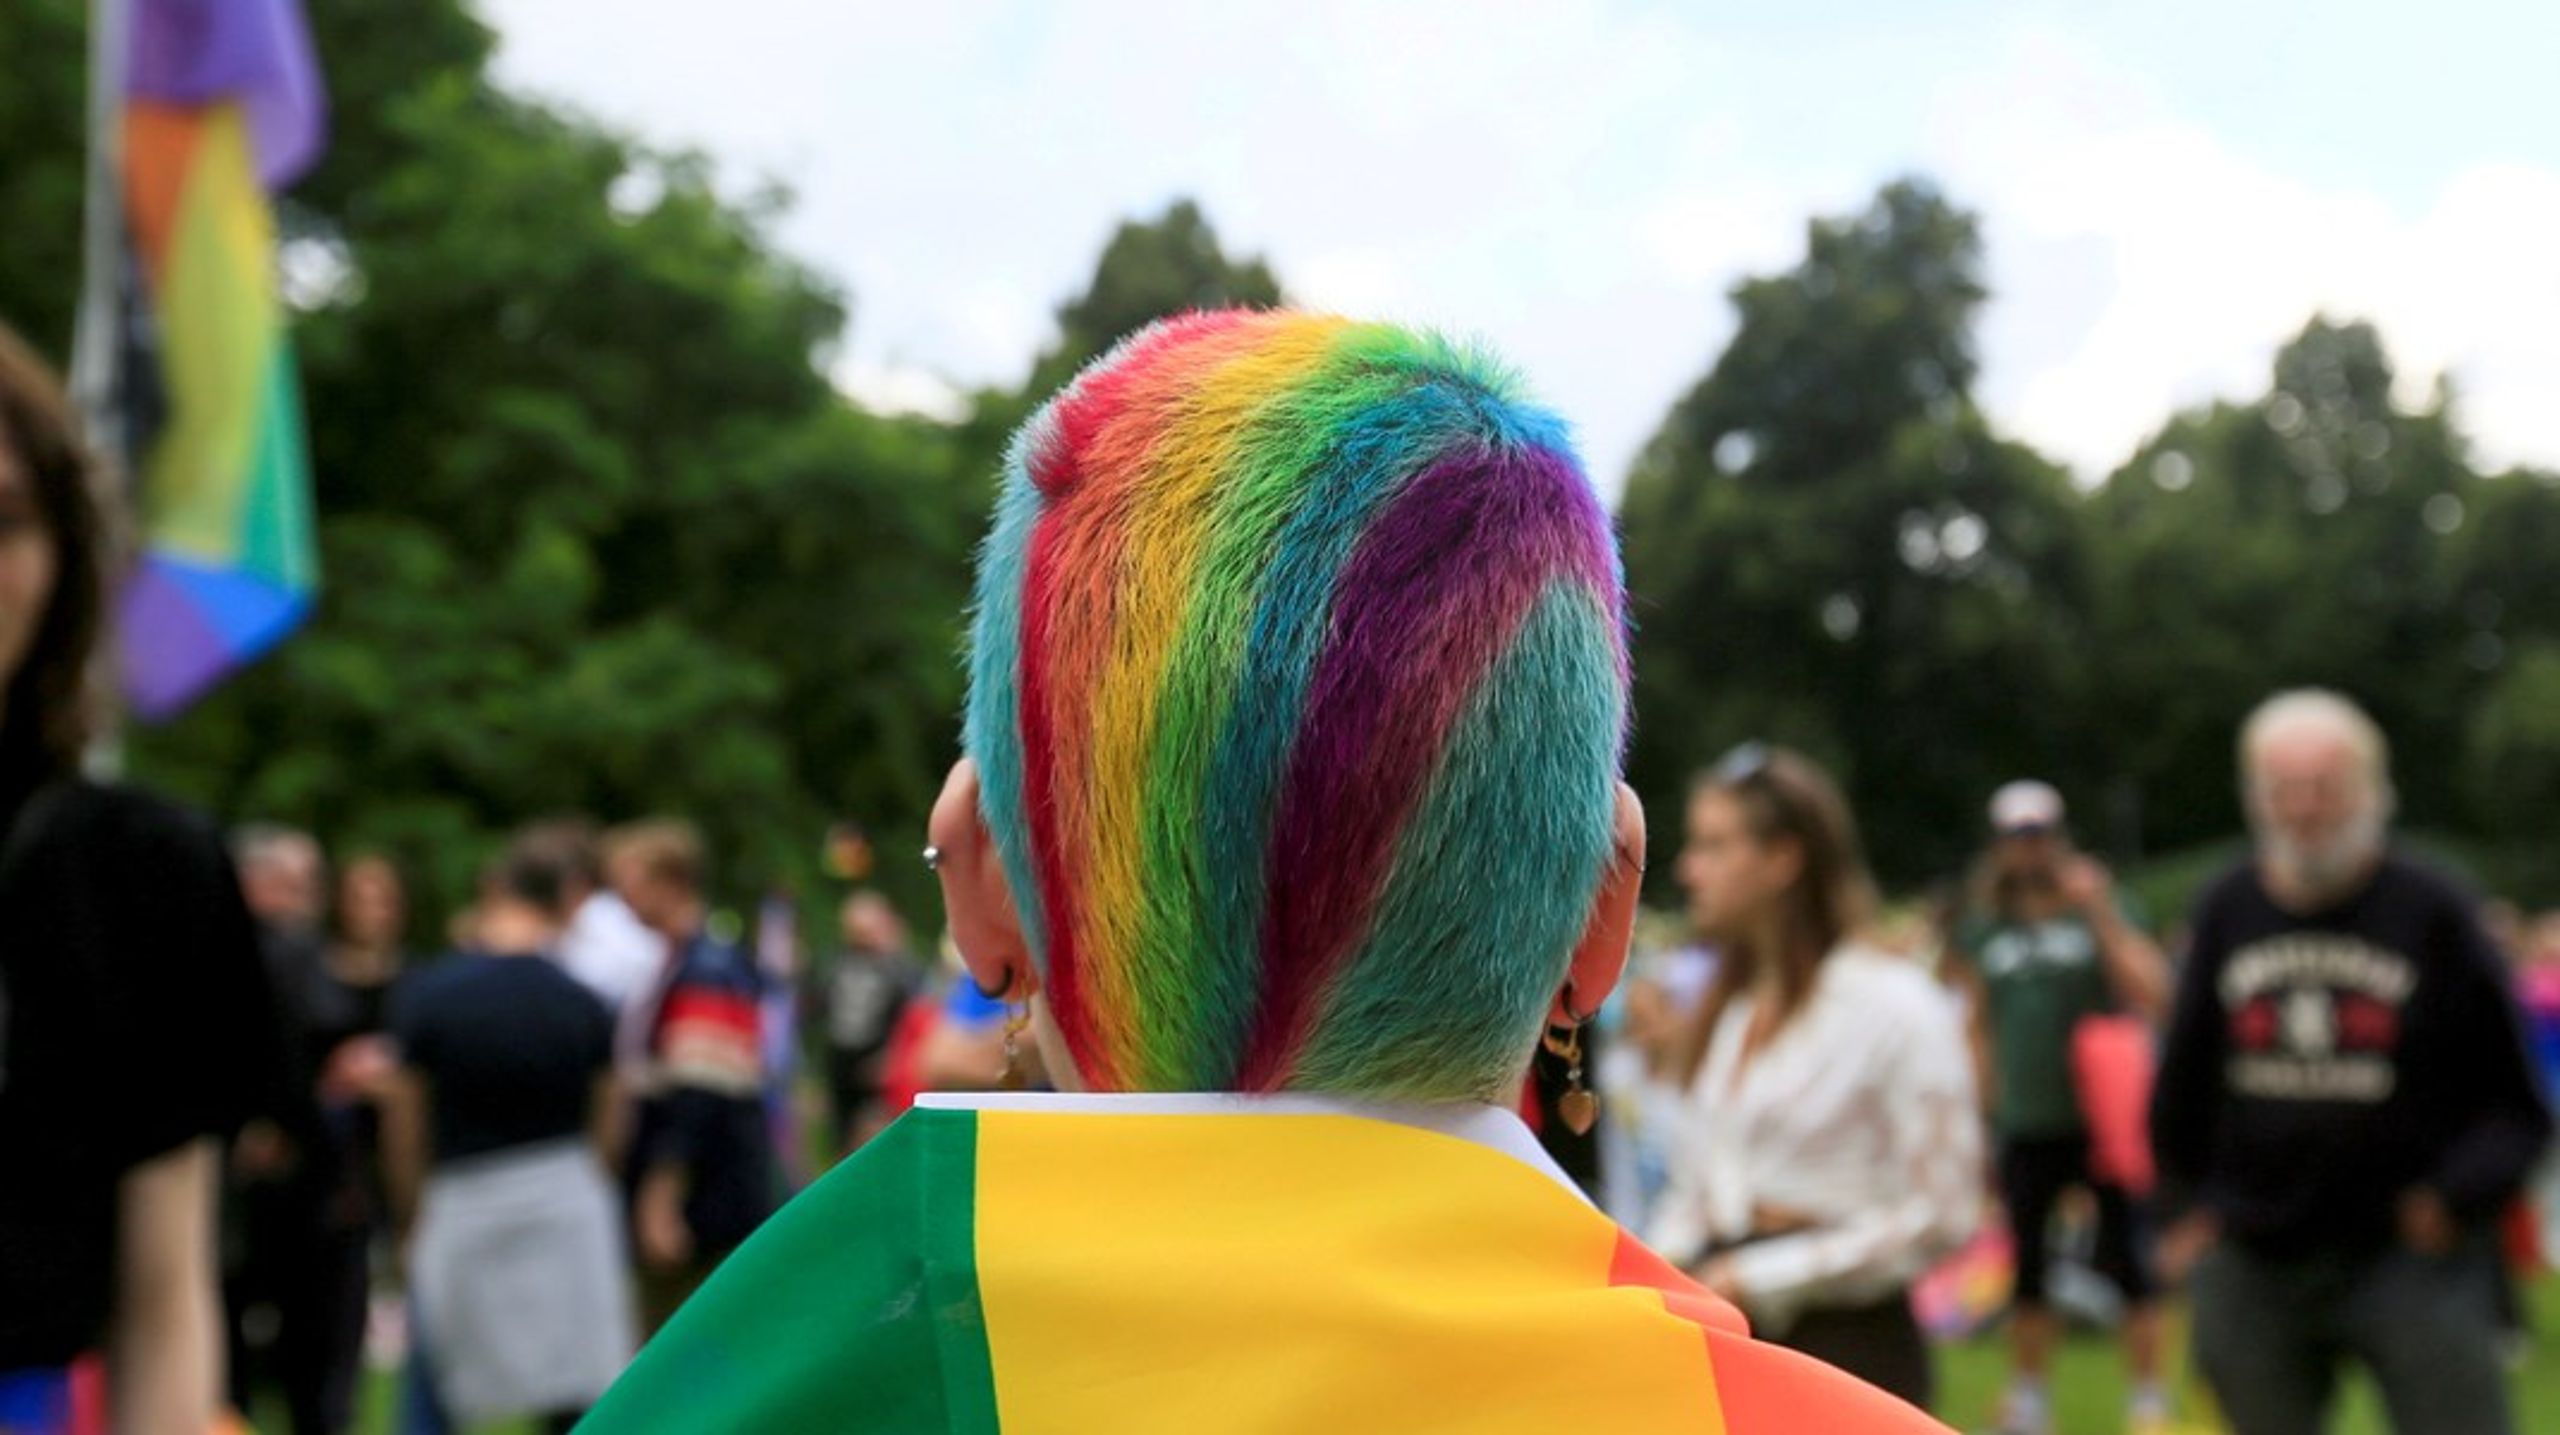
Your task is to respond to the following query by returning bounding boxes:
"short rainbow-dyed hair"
[964,310,1629,1102]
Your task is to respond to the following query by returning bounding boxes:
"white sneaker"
[1990,1386,2052,1435]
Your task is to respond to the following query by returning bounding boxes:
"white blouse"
[1645,944,1982,1333]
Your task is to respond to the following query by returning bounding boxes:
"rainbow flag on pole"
[583,1099,1947,1433]
[75,0,325,718]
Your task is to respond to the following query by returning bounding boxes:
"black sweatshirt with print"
[2152,851,2553,1257]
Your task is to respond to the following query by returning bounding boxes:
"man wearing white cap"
[1954,780,2172,1435]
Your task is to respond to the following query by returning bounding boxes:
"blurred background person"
[811,888,923,1154]
[1950,780,2171,1435]
[321,854,408,1360]
[1651,742,1981,1409]
[540,818,661,1025]
[225,826,372,1435]
[328,854,408,1035]
[321,857,409,1127]
[2153,690,2553,1435]
[382,830,630,1433]
[1602,930,1718,1224]
[2524,913,2560,1265]
[0,320,280,1432]
[605,818,777,1332]
[869,940,1023,1122]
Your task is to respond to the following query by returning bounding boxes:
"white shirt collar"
[915,1090,1589,1205]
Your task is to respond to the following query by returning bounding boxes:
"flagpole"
[71,0,129,776]
[69,0,129,464]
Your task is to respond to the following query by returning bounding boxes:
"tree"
[2086,319,2485,857]
[955,199,1285,498]
[2,0,980,928]
[1620,179,2093,885]
[0,0,93,363]
[1047,199,1282,379]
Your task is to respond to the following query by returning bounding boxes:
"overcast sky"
[483,0,2560,496]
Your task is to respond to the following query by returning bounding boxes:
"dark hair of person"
[0,321,114,777]
[487,830,582,920]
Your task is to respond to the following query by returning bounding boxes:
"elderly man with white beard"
[2152,689,2552,1435]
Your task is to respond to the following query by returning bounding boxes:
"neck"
[653,900,704,942]
[2260,850,2380,915]
[2001,867,2062,920]
[477,904,557,954]
[1743,905,1802,994]
[329,941,398,982]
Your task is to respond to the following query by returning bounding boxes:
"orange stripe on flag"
[1611,1227,1751,1338]
[122,103,205,281]
[1705,1317,1945,1432]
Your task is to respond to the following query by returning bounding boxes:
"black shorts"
[1999,1132,2155,1305]
[825,1047,887,1123]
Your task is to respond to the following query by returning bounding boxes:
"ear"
[929,758,1038,1001]
[1548,782,1646,1026]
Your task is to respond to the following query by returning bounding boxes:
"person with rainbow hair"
[582,310,1951,1432]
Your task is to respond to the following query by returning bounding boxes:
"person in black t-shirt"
[604,818,778,1332]
[227,820,374,1435]
[383,831,632,1430]
[0,321,282,1430]
[812,889,922,1154]
[2153,690,2553,1435]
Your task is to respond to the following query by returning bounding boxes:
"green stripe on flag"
[580,1109,1000,1431]
[921,1111,1003,1434]
[237,340,317,589]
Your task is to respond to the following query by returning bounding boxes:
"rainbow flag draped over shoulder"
[582,1099,1948,1433]
[87,0,325,718]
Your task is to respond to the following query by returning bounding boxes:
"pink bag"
[2072,1014,2157,1195]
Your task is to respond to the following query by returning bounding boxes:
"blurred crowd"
[192,816,1038,1431]
[1599,693,2558,1434]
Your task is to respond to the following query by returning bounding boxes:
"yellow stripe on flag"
[148,104,280,560]
[972,1111,1726,1433]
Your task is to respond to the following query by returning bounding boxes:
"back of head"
[966,310,1628,1101]
[518,815,607,891]
[487,829,581,923]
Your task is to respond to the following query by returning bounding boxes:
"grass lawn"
[1933,1277,2559,1433]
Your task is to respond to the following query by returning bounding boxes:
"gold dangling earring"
[1542,984,1597,1135]
[1000,997,1032,1091]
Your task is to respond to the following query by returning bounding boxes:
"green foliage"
[956,199,1284,504]
[2086,319,2488,858]
[1,0,978,932]
[1622,180,2096,884]
[1626,183,2560,904]
[0,0,90,365]
[1043,198,1282,386]
[2465,643,2560,837]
